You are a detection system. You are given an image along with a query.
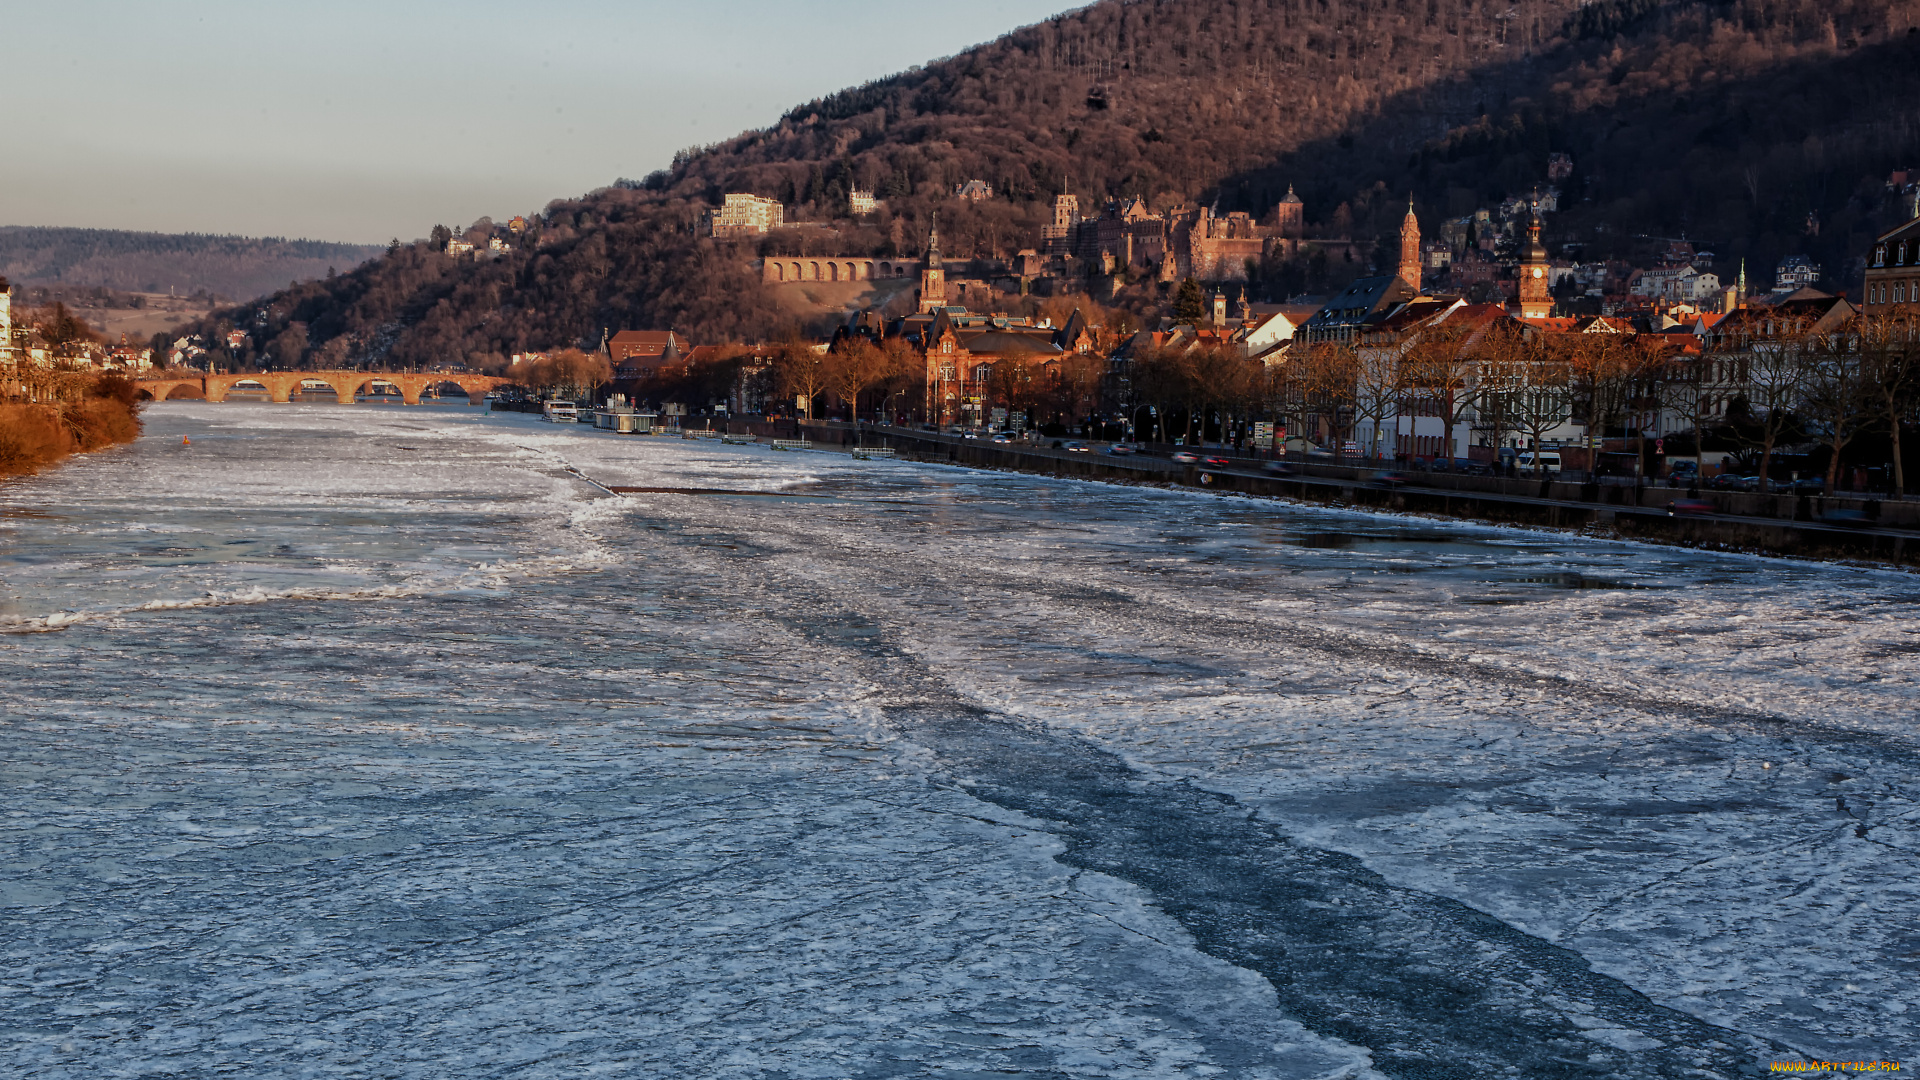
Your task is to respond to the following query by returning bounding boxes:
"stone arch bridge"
[136,371,512,406]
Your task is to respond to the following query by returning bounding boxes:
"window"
[1874,245,1887,267]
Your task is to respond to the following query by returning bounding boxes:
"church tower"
[918,217,947,314]
[1275,185,1304,240]
[0,276,12,362]
[1396,199,1421,293]
[1515,208,1552,318]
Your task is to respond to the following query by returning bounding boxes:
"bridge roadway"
[135,370,510,406]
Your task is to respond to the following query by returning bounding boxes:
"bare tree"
[1352,337,1407,461]
[1186,345,1255,446]
[1859,313,1920,496]
[773,334,829,419]
[1298,340,1358,452]
[1399,323,1474,463]
[1567,334,1643,477]
[825,338,889,421]
[1047,351,1108,431]
[1802,324,1877,494]
[1727,323,1813,486]
[523,348,612,399]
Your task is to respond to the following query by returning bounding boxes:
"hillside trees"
[186,0,1920,372]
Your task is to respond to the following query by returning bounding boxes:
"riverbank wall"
[749,421,1920,568]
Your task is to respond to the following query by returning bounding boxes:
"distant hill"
[189,0,1920,371]
[0,227,384,302]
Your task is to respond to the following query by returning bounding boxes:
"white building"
[1630,266,1722,304]
[709,193,785,238]
[1774,255,1820,292]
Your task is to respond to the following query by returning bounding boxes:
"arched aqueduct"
[135,371,512,406]
[760,259,911,285]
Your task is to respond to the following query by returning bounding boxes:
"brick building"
[1865,213,1920,314]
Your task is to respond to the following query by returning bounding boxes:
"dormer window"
[1876,245,1888,267]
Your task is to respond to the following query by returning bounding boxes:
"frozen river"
[2,402,1914,1079]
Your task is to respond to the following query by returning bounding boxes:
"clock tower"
[1515,208,1552,318]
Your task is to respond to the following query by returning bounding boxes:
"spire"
[1396,197,1421,293]
[926,213,941,269]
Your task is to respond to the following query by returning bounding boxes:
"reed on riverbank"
[0,370,144,478]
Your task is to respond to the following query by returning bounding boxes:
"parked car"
[1517,451,1562,473]
[1792,477,1828,495]
[1171,451,1201,464]
[1708,473,1751,491]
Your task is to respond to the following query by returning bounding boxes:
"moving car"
[1063,441,1092,453]
[1171,451,1201,464]
[1374,471,1411,488]
[1667,499,1714,516]
[1516,451,1562,473]
[1200,455,1231,468]
[1107,443,1138,456]
[1261,461,1295,476]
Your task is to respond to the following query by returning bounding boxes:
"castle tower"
[1396,198,1421,293]
[1053,191,1080,230]
[1515,208,1552,319]
[918,218,947,314]
[1275,185,1304,240]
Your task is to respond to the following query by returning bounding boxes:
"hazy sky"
[1,0,1078,244]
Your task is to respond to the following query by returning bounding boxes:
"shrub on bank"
[0,373,145,477]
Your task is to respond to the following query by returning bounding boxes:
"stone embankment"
[744,420,1920,567]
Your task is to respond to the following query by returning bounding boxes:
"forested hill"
[0,227,383,301]
[198,0,1920,372]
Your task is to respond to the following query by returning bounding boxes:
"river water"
[2,403,1914,1079]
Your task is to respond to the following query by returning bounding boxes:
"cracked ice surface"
[0,406,1371,1079]
[2,402,1915,1076]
